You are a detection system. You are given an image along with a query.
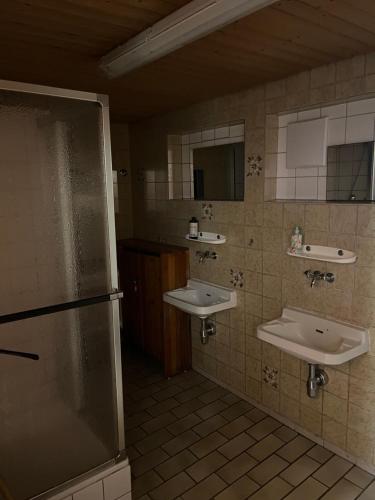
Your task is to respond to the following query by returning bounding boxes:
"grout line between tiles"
[126,358,373,500]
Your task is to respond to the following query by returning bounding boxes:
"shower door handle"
[0,349,39,361]
[0,291,125,361]
[0,290,124,325]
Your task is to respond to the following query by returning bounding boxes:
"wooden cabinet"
[117,239,191,377]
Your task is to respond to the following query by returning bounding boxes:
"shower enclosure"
[0,80,124,500]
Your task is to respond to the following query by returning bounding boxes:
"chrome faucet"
[196,250,217,263]
[304,270,335,288]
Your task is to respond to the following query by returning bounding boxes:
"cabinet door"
[118,249,143,348]
[141,254,163,362]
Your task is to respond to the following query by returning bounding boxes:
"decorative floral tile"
[247,155,263,177]
[263,365,279,389]
[230,269,244,288]
[201,202,213,220]
[119,168,128,177]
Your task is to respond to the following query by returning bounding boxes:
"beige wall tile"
[262,383,280,412]
[283,203,305,231]
[322,416,347,449]
[310,83,336,105]
[352,295,375,327]
[348,403,375,439]
[130,51,375,471]
[311,64,336,88]
[263,296,282,320]
[280,372,300,401]
[246,336,262,360]
[263,251,283,276]
[266,80,286,99]
[324,288,353,322]
[263,274,282,299]
[356,237,375,268]
[245,203,263,226]
[349,376,375,412]
[262,226,283,252]
[347,429,374,465]
[280,394,300,424]
[325,368,349,399]
[245,249,262,272]
[336,55,365,81]
[305,205,330,231]
[355,267,375,298]
[300,405,322,437]
[336,78,366,101]
[281,352,301,379]
[357,206,375,237]
[263,202,284,228]
[329,205,358,235]
[323,392,348,426]
[246,356,261,382]
[245,377,261,402]
[304,230,328,246]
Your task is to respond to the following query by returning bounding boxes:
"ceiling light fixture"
[100,0,278,78]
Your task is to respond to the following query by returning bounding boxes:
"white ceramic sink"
[257,307,369,365]
[163,279,237,318]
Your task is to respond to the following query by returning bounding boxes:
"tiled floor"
[124,352,375,500]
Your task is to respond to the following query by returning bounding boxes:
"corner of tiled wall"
[128,50,375,471]
[111,123,133,239]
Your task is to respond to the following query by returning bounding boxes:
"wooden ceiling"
[1,0,375,121]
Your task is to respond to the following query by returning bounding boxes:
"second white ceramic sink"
[257,307,369,365]
[163,279,237,318]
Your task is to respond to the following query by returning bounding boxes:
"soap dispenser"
[290,226,303,254]
[189,217,199,239]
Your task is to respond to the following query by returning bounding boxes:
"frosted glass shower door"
[0,86,123,500]
[0,302,120,500]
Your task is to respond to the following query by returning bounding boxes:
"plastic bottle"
[189,217,199,239]
[290,226,303,254]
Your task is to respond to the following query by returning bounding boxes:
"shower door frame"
[0,79,126,490]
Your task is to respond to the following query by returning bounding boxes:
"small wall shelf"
[185,231,226,245]
[287,244,357,264]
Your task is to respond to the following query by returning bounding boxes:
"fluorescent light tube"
[100,0,278,78]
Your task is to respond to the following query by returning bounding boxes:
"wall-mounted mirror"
[327,141,375,201]
[193,143,244,201]
[167,121,245,201]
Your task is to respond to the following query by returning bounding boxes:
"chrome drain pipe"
[307,364,328,398]
[200,318,216,344]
